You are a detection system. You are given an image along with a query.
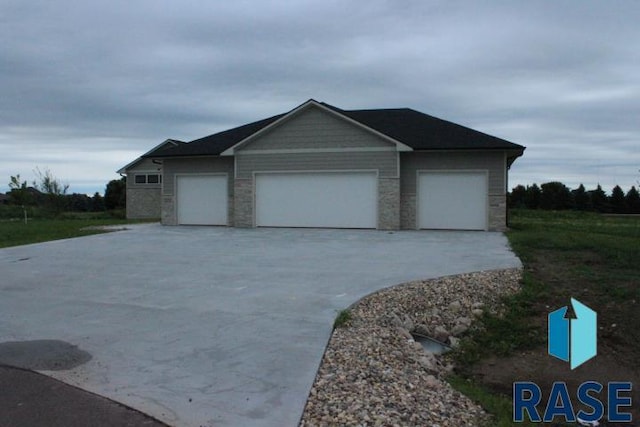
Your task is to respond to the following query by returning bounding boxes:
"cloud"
[1,0,638,194]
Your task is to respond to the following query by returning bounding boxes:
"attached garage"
[176,175,228,225]
[124,100,525,230]
[255,172,378,228]
[418,171,488,230]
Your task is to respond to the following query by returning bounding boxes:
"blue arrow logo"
[548,298,597,369]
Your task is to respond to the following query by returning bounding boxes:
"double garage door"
[255,172,377,228]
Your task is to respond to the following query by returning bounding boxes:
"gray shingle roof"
[144,101,524,158]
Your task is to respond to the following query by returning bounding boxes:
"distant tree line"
[3,169,126,217]
[509,182,640,214]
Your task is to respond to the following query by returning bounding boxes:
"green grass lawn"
[0,218,148,249]
[450,209,640,425]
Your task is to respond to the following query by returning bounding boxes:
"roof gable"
[220,100,412,155]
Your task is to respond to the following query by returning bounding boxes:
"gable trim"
[236,147,398,155]
[117,139,183,174]
[220,100,413,156]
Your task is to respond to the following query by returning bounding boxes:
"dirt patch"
[470,246,640,425]
[472,346,640,425]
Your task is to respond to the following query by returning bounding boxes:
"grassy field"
[0,216,152,249]
[450,209,640,426]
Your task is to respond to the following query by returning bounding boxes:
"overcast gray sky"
[1,0,638,195]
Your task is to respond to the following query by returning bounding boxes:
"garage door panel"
[255,172,377,228]
[418,172,487,230]
[177,175,228,225]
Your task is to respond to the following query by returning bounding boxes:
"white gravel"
[300,268,522,427]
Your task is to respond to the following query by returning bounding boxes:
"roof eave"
[507,147,526,168]
[411,146,525,151]
[144,153,222,160]
[118,139,184,173]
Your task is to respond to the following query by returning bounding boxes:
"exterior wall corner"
[234,178,253,227]
[378,177,400,230]
[488,194,507,231]
[161,195,176,225]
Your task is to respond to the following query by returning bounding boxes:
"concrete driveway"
[0,225,520,426]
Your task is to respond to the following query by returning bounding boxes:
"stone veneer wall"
[161,195,176,225]
[378,178,400,230]
[233,178,254,227]
[488,194,507,231]
[126,188,161,219]
[400,194,416,230]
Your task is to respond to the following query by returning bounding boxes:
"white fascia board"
[117,139,181,173]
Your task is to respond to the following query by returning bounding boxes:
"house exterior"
[119,100,525,231]
[117,139,184,219]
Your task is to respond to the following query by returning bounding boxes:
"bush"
[0,205,41,220]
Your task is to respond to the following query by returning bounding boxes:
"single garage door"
[176,175,228,225]
[418,171,488,230]
[255,172,377,228]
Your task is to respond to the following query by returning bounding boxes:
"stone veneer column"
[488,194,507,231]
[234,178,254,227]
[378,178,400,230]
[400,194,416,230]
[161,195,176,225]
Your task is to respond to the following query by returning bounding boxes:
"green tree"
[68,193,92,212]
[104,177,126,210]
[524,184,541,209]
[7,174,33,206]
[589,184,610,213]
[92,192,105,212]
[509,185,527,208]
[32,167,69,216]
[571,184,591,211]
[33,167,69,196]
[609,185,627,214]
[540,182,572,210]
[626,186,640,214]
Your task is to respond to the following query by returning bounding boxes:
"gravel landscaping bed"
[300,268,522,427]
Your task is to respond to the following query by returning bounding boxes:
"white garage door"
[418,171,488,230]
[255,172,377,228]
[176,175,228,225]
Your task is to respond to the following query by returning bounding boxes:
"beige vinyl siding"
[162,157,234,196]
[400,151,505,195]
[235,151,398,179]
[239,107,394,151]
[127,158,163,190]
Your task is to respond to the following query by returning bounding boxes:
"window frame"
[133,173,162,185]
